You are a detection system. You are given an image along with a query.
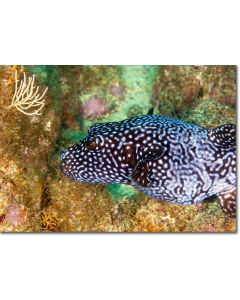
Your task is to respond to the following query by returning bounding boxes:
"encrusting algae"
[0,65,59,232]
[40,208,61,232]
[0,65,237,232]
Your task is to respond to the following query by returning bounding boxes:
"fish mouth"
[59,149,68,175]
[59,148,72,175]
[60,148,69,160]
[59,161,69,177]
[59,159,80,181]
[59,161,65,173]
[59,162,75,179]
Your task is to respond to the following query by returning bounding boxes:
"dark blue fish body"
[60,112,236,217]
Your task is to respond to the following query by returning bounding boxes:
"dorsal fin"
[209,124,236,148]
[218,187,236,218]
[147,107,154,115]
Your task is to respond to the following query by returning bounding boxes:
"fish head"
[59,121,135,184]
[60,115,167,186]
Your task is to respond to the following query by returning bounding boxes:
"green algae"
[121,65,157,118]
[61,129,87,143]
[105,66,157,201]
[106,184,138,202]
[81,66,157,128]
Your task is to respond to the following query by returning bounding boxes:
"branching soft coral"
[9,70,48,116]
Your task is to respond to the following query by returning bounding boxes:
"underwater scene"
[0,65,237,232]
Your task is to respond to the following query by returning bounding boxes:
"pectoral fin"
[142,144,165,162]
[123,144,136,168]
[218,187,236,218]
[131,160,150,187]
[131,144,165,187]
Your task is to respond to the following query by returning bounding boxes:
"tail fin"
[218,187,236,218]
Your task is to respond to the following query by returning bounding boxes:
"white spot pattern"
[60,114,236,211]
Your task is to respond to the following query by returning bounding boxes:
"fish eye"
[85,140,96,150]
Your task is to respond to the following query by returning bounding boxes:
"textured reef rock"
[82,95,110,119]
[152,65,236,117]
[47,177,113,232]
[0,65,60,232]
[0,65,236,232]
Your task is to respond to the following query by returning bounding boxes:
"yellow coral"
[40,210,60,232]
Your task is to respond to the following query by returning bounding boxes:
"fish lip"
[59,161,78,180]
[59,161,70,176]
[59,162,64,173]
[60,148,68,160]
[59,164,72,178]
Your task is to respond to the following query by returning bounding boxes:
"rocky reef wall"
[0,65,236,232]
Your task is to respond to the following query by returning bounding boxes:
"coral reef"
[131,198,236,233]
[0,65,60,232]
[48,176,113,232]
[152,65,236,117]
[0,65,237,232]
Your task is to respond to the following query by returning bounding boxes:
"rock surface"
[0,65,236,232]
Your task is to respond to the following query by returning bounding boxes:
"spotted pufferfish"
[60,108,236,218]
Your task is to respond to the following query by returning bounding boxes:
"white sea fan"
[9,70,48,116]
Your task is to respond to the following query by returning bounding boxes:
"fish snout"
[60,148,69,160]
[59,162,65,173]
